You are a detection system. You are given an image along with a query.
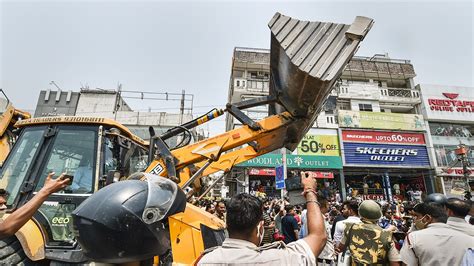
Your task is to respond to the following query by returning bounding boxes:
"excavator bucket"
[268,13,373,149]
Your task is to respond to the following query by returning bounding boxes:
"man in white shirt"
[445,198,474,236]
[333,200,361,246]
[400,202,473,266]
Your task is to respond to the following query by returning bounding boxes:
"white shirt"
[447,217,474,237]
[333,216,361,245]
[198,238,316,266]
[400,223,474,266]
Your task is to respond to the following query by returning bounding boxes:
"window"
[36,129,97,194]
[359,104,373,112]
[338,101,351,110]
[430,123,473,138]
[236,80,240,87]
[0,128,44,206]
[434,144,474,167]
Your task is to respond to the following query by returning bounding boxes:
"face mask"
[414,215,428,230]
[257,222,265,245]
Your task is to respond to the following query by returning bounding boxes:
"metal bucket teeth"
[268,12,374,118]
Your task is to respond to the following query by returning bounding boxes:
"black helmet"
[72,174,186,263]
[424,193,447,206]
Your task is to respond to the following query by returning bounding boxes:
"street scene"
[0,1,472,265]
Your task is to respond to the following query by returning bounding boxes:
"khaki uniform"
[197,238,316,266]
[341,221,400,265]
[447,217,474,237]
[400,222,474,266]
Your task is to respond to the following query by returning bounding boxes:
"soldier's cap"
[358,200,382,221]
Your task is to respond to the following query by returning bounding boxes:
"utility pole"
[455,144,472,200]
[180,90,185,124]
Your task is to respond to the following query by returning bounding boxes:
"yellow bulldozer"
[0,13,373,265]
[0,89,31,166]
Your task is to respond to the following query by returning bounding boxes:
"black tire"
[0,235,33,265]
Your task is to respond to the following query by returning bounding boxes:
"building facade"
[226,49,437,201]
[33,89,193,144]
[335,54,435,201]
[418,84,474,199]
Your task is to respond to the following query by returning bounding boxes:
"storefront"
[340,129,433,201]
[235,128,343,198]
[419,84,474,198]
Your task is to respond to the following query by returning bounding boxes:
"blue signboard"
[343,142,430,168]
[275,165,285,189]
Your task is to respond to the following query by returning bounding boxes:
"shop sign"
[437,167,474,177]
[342,130,425,145]
[338,110,425,131]
[360,194,403,201]
[248,168,276,176]
[238,154,343,169]
[297,134,340,156]
[306,171,334,179]
[419,84,474,122]
[428,93,474,113]
[343,143,430,167]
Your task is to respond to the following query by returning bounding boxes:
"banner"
[343,142,431,168]
[338,110,425,131]
[297,134,340,156]
[248,168,276,176]
[342,130,425,145]
[306,171,334,179]
[238,154,343,169]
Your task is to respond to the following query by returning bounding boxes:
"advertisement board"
[238,154,343,169]
[419,84,474,123]
[297,134,340,156]
[248,168,276,176]
[343,142,430,168]
[338,110,425,131]
[342,130,425,145]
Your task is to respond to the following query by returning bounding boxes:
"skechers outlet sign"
[341,130,430,168]
[343,143,430,167]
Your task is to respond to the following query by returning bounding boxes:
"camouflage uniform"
[341,221,400,266]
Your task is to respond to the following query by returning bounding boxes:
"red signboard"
[440,168,474,177]
[248,168,276,176]
[306,171,334,179]
[342,130,425,145]
[360,194,404,201]
[428,92,474,113]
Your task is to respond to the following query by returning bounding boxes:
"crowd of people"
[196,172,474,266]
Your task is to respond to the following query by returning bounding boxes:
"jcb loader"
[0,13,373,265]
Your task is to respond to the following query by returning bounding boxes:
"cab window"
[36,128,97,194]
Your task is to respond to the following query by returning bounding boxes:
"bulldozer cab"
[0,117,148,262]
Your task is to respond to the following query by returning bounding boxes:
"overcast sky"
[1,0,472,134]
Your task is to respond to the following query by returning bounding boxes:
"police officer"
[0,172,70,238]
[336,200,401,265]
[445,198,473,236]
[400,202,474,265]
[197,172,327,265]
